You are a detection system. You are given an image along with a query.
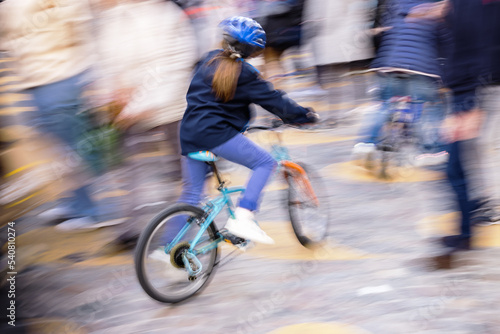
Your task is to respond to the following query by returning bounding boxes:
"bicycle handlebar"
[246,119,284,132]
[247,110,319,133]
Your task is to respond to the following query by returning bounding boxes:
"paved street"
[2,55,500,334]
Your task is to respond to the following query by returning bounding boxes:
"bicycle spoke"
[286,162,330,246]
[135,205,219,303]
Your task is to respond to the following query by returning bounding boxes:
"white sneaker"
[353,142,376,155]
[55,217,126,232]
[39,206,71,221]
[149,248,171,262]
[413,151,449,167]
[225,207,275,245]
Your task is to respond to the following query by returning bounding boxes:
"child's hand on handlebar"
[305,108,320,124]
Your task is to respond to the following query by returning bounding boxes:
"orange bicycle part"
[281,161,319,207]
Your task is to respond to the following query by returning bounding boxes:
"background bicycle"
[361,94,447,179]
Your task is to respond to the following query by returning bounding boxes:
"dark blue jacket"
[371,0,450,77]
[180,50,310,155]
[444,0,500,112]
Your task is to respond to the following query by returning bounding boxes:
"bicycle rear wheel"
[284,162,330,247]
[134,203,219,303]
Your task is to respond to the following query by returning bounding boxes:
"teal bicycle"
[134,122,330,303]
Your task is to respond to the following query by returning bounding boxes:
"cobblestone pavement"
[2,54,500,334]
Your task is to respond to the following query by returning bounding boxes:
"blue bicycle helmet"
[219,16,266,58]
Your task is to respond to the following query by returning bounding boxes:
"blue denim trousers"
[361,73,444,152]
[161,134,276,242]
[446,140,473,237]
[178,133,277,211]
[26,72,98,219]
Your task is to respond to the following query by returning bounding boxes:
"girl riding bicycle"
[178,16,318,245]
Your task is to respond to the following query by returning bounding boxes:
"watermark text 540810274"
[5,221,17,327]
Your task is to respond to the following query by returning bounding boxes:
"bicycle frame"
[168,129,318,277]
[374,97,430,179]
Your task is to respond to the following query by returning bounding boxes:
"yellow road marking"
[416,212,500,248]
[0,125,36,141]
[4,190,45,208]
[4,160,49,177]
[94,189,130,200]
[281,53,310,61]
[0,106,36,115]
[300,100,355,112]
[0,85,20,93]
[322,160,445,183]
[248,129,356,146]
[8,226,133,266]
[26,318,88,334]
[0,76,22,85]
[0,93,31,105]
[128,150,170,160]
[245,221,376,261]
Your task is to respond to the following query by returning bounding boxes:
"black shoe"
[441,235,471,251]
[471,207,500,226]
[471,198,500,225]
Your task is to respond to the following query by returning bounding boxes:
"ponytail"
[209,49,243,103]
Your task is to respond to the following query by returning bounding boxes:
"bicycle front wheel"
[134,203,219,303]
[284,162,330,247]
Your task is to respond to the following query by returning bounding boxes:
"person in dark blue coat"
[353,0,450,164]
[408,0,500,250]
[178,16,318,244]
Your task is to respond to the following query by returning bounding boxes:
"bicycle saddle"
[188,151,219,162]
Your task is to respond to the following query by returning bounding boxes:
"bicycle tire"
[134,203,219,303]
[284,162,330,247]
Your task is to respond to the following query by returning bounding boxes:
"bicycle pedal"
[220,229,245,244]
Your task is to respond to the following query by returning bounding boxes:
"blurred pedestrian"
[172,0,239,61]
[254,0,306,88]
[0,0,110,231]
[353,0,450,163]
[93,0,197,247]
[302,0,375,119]
[408,0,500,250]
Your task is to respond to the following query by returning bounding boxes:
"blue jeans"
[179,133,277,211]
[26,72,98,219]
[361,73,444,152]
[162,134,276,243]
[446,141,472,237]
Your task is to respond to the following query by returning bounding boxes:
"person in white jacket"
[172,0,239,61]
[302,0,375,120]
[0,0,107,231]
[96,0,196,132]
[93,0,197,246]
